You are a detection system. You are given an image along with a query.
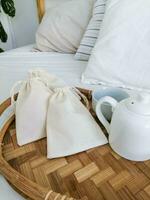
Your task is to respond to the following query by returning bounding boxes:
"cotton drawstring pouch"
[11,70,65,146]
[29,69,66,88]
[46,87,108,158]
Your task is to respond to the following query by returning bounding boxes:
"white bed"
[0,44,105,104]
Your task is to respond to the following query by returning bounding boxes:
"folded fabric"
[11,70,65,146]
[82,0,150,92]
[47,87,108,158]
[36,0,94,53]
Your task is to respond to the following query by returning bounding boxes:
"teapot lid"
[125,93,150,115]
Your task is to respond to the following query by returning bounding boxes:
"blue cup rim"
[92,87,129,103]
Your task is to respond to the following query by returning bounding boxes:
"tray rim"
[0,89,92,200]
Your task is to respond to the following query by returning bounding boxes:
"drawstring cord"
[10,70,89,110]
[54,87,89,109]
[10,76,51,106]
[72,87,89,109]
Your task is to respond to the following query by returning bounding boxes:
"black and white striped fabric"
[75,0,106,61]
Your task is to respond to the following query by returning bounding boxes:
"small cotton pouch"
[47,87,108,158]
[11,70,65,146]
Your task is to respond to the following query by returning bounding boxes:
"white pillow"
[82,0,150,91]
[75,0,106,61]
[36,0,94,53]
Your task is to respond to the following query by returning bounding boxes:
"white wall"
[10,0,39,48]
[0,0,71,51]
[0,0,39,51]
[45,0,71,9]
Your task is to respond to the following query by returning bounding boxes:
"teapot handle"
[96,96,118,134]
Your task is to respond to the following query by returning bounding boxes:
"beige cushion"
[36,0,94,53]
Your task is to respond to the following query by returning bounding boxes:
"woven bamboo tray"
[0,89,150,200]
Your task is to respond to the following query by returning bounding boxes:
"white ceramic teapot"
[96,93,150,161]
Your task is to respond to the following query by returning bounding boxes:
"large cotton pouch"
[11,70,65,146]
[47,87,108,158]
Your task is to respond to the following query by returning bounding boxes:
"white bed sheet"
[0,49,104,104]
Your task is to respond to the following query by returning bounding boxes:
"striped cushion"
[75,0,106,61]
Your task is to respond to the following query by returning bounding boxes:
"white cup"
[92,87,129,121]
